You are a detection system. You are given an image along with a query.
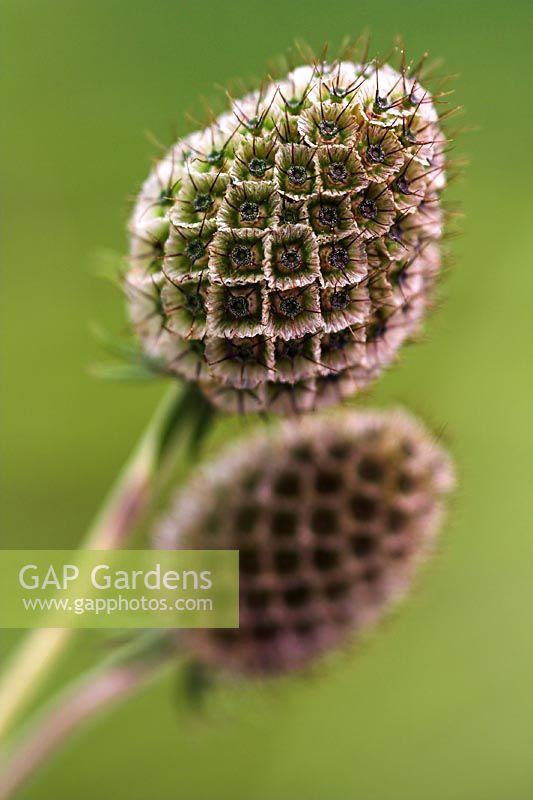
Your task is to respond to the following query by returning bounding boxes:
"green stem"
[0,383,214,743]
[0,634,175,800]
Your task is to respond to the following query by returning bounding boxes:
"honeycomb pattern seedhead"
[157,409,454,676]
[128,57,448,413]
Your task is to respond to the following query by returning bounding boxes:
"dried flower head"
[157,409,455,676]
[127,50,452,413]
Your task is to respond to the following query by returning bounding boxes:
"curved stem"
[0,383,214,742]
[0,645,172,800]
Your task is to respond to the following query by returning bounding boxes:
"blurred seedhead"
[157,408,455,677]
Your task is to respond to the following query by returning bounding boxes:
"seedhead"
[127,47,453,413]
[157,409,454,676]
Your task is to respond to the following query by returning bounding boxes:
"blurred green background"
[2,0,533,798]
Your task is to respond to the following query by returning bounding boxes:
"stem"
[0,638,173,800]
[0,383,213,743]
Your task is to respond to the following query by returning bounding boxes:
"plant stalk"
[0,382,213,743]
[0,635,174,800]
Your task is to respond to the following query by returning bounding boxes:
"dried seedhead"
[128,47,455,413]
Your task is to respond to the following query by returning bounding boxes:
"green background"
[2,0,533,798]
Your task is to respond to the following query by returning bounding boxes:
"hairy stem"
[0,383,213,742]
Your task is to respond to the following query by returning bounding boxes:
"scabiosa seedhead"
[127,52,451,413]
[157,409,454,676]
